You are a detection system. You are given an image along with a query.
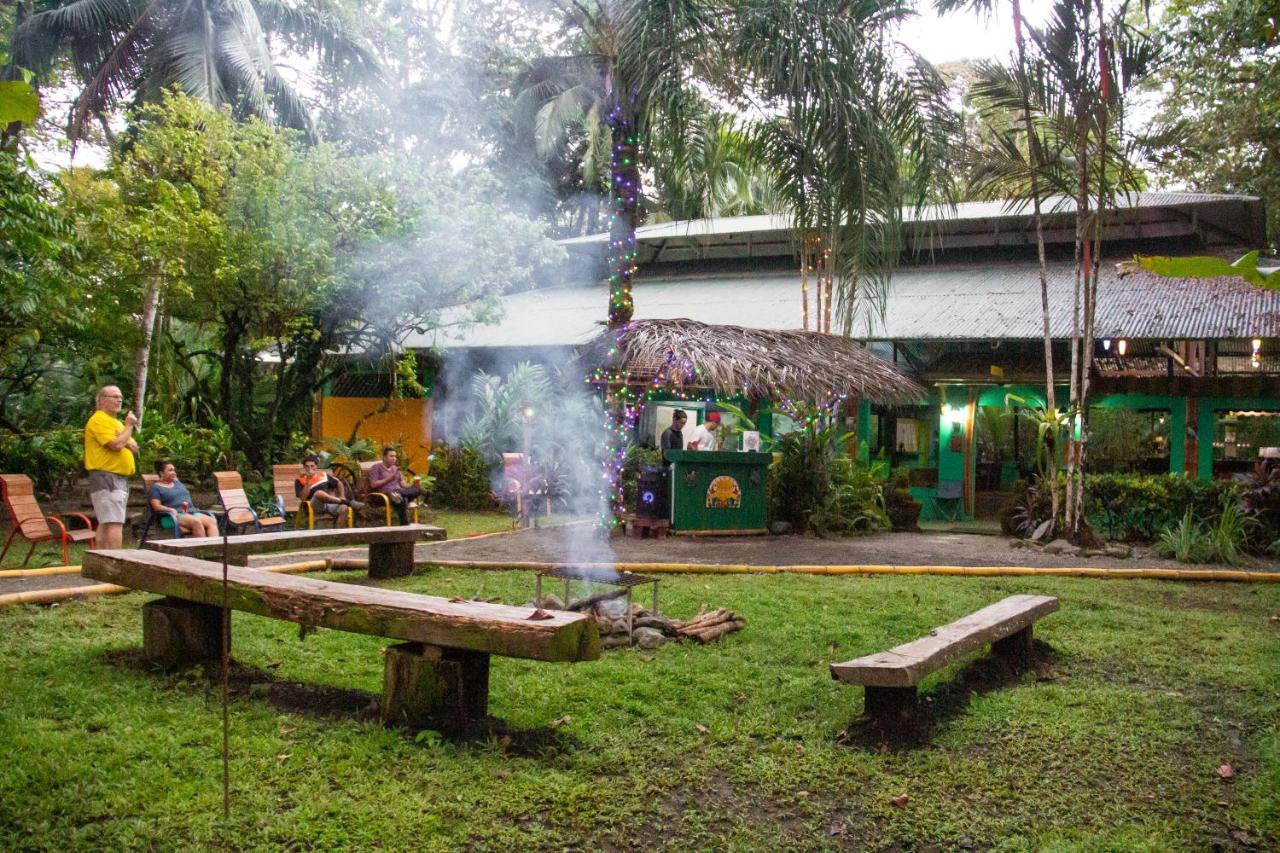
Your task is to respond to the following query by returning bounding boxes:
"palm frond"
[250,0,383,83]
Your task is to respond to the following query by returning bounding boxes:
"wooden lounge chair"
[214,471,286,535]
[138,474,219,544]
[358,460,422,527]
[0,473,96,566]
[275,463,354,529]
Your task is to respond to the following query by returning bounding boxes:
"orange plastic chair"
[0,474,96,566]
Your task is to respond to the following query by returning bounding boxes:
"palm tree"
[519,0,958,333]
[737,0,961,335]
[954,0,1156,537]
[514,0,719,328]
[12,0,381,142]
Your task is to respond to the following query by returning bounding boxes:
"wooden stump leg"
[992,626,1033,667]
[369,541,414,579]
[142,597,226,668]
[382,642,490,736]
[863,685,917,724]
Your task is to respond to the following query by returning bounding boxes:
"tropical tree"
[956,0,1158,539]
[11,0,382,142]
[513,0,720,328]
[1145,0,1280,252]
[737,0,961,335]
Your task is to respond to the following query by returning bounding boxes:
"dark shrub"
[428,441,495,510]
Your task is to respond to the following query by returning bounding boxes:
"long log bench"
[144,524,445,579]
[830,594,1059,726]
[82,550,599,734]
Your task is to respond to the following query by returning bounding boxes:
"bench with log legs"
[144,524,445,579]
[829,594,1059,727]
[82,550,599,734]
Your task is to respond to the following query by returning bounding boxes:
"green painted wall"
[1195,397,1280,480]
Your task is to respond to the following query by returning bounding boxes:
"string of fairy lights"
[606,105,639,328]
[587,342,855,527]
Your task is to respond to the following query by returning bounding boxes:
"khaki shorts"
[88,470,129,525]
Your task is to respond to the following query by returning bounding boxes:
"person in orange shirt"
[83,385,138,549]
[295,454,363,519]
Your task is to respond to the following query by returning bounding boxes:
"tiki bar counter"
[666,449,771,535]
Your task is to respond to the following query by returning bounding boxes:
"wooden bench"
[144,524,446,579]
[830,594,1059,725]
[82,549,599,734]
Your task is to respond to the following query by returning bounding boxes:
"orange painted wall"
[315,397,433,470]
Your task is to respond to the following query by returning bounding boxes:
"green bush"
[1156,503,1254,565]
[808,457,889,537]
[0,427,83,496]
[137,416,236,486]
[428,440,494,510]
[1085,473,1242,542]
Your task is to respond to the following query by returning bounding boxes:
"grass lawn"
[1,566,1277,850]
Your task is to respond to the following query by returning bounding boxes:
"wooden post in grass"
[143,597,225,667]
[382,643,491,735]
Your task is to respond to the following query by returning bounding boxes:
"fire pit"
[534,566,659,643]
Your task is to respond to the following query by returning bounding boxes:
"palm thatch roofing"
[582,318,924,404]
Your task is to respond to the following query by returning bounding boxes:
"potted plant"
[884,467,923,532]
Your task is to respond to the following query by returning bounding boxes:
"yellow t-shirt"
[84,410,136,476]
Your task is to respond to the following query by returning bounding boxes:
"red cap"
[707,412,721,423]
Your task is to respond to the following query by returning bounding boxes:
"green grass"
[1,568,1277,849]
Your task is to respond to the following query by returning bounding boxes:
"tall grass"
[1156,502,1255,565]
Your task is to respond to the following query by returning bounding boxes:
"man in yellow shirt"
[84,385,138,549]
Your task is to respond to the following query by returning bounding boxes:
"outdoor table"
[665,449,770,535]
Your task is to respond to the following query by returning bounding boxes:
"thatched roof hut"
[583,319,924,404]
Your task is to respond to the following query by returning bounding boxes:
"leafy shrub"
[428,440,494,510]
[1085,473,1242,542]
[0,427,83,496]
[1241,460,1280,550]
[1156,502,1254,565]
[1001,476,1054,538]
[808,458,889,537]
[137,416,236,486]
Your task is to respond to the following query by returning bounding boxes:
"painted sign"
[706,475,742,509]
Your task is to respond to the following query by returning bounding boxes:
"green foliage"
[1147,0,1280,251]
[320,437,379,466]
[13,0,381,141]
[0,78,39,127]
[1156,502,1254,565]
[427,441,494,511]
[1133,251,1280,290]
[1085,473,1242,542]
[807,457,890,537]
[0,427,83,496]
[768,404,884,535]
[137,416,237,486]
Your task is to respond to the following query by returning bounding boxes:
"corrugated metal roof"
[559,192,1259,247]
[417,261,1280,350]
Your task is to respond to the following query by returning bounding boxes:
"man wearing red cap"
[689,411,721,451]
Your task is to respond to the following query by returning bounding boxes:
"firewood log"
[676,609,735,634]
[672,607,727,630]
[685,618,745,643]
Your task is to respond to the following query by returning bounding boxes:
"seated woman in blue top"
[148,460,218,537]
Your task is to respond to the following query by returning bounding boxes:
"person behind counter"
[688,411,721,451]
[660,409,687,457]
